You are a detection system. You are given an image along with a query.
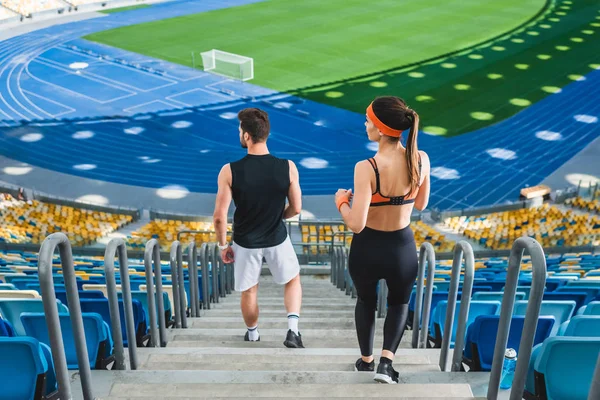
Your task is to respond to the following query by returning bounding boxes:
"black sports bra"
[368,157,422,207]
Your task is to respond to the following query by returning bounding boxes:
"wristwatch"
[218,243,230,251]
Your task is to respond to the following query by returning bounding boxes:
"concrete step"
[170,328,396,339]
[138,349,441,372]
[102,383,475,398]
[212,303,355,310]
[197,310,355,318]
[166,339,414,349]
[190,317,386,330]
[74,370,490,398]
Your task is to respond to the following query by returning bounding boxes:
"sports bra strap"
[367,158,381,194]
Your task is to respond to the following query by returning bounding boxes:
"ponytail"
[405,109,420,196]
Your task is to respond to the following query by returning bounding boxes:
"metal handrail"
[144,239,167,347]
[439,241,475,371]
[487,237,547,400]
[200,242,210,309]
[412,242,436,349]
[337,246,345,291]
[589,353,600,400]
[377,280,388,318]
[188,242,200,317]
[344,247,352,296]
[104,238,138,370]
[169,241,187,328]
[38,233,93,400]
[217,244,226,298]
[211,244,220,302]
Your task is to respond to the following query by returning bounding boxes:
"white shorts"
[232,236,300,292]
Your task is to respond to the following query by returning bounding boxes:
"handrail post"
[212,244,220,302]
[219,244,226,298]
[38,233,93,400]
[412,242,436,349]
[177,243,187,328]
[487,237,547,400]
[344,247,352,296]
[439,241,474,371]
[170,242,183,328]
[104,238,138,370]
[200,243,210,309]
[589,353,600,400]
[377,280,388,318]
[187,242,199,317]
[144,239,168,347]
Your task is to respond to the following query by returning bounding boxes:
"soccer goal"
[194,49,254,81]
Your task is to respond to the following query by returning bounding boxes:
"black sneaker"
[283,329,304,348]
[244,331,260,342]
[354,358,375,372]
[374,362,399,384]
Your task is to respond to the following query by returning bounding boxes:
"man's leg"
[284,274,302,334]
[263,237,303,348]
[241,283,259,326]
[241,283,260,341]
[232,242,264,342]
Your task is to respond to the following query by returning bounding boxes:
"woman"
[335,96,431,384]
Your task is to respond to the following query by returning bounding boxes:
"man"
[213,107,304,348]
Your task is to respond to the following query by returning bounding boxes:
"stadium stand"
[565,196,600,214]
[300,219,453,256]
[0,194,134,246]
[126,219,232,251]
[1,0,65,16]
[442,205,600,250]
[0,6,16,19]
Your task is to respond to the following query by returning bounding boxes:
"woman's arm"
[336,161,372,233]
[414,151,431,211]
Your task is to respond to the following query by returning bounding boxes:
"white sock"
[247,325,260,341]
[287,313,299,334]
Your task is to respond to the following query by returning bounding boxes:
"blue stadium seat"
[0,299,68,336]
[122,291,171,327]
[560,315,600,336]
[472,291,526,302]
[0,283,16,290]
[79,298,146,346]
[463,315,555,371]
[513,300,575,336]
[566,280,600,288]
[0,337,49,400]
[531,337,600,400]
[38,342,57,396]
[431,300,501,348]
[0,316,15,336]
[20,312,112,370]
[555,286,600,303]
[11,278,39,290]
[2,273,28,283]
[543,292,587,311]
[577,301,600,316]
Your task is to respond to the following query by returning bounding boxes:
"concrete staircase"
[77,275,493,399]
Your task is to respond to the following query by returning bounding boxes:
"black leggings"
[348,226,418,357]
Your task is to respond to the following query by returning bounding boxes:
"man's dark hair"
[238,108,270,143]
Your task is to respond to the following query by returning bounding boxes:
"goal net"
[197,49,254,81]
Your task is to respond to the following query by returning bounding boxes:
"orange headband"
[366,103,403,138]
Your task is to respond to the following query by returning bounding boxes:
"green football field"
[86,0,600,136]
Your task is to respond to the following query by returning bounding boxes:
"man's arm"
[283,160,302,219]
[213,164,233,246]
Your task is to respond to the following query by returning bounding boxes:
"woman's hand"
[335,189,353,211]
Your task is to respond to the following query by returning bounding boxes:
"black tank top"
[231,154,289,249]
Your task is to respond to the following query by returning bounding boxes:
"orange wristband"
[336,194,350,212]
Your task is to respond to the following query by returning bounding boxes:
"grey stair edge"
[136,347,442,356]
[107,383,474,398]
